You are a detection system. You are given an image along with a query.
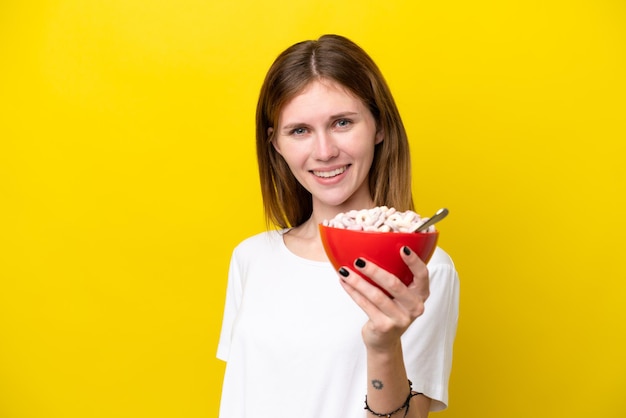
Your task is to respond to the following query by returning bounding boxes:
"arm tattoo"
[371,379,384,390]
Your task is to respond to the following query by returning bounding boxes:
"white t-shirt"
[217,230,460,418]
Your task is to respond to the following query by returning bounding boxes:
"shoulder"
[427,247,459,282]
[232,229,286,258]
[427,247,456,269]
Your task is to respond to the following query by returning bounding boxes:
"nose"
[312,131,339,161]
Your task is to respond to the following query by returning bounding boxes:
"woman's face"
[272,79,383,216]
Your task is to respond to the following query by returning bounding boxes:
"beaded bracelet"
[364,379,422,418]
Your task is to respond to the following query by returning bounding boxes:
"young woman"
[217,34,460,418]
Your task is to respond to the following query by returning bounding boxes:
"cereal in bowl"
[322,206,435,233]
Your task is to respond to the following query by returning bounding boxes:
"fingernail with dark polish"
[338,267,350,277]
[355,258,366,268]
[403,246,411,256]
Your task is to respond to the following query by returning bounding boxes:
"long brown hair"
[256,34,414,229]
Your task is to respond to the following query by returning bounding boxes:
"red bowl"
[319,224,438,292]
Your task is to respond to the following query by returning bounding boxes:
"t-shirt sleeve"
[216,248,244,362]
[402,248,460,411]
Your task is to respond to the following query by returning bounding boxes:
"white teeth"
[313,166,347,178]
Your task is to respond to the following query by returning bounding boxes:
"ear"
[268,127,282,154]
[375,128,384,145]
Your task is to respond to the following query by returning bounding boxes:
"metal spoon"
[415,208,449,232]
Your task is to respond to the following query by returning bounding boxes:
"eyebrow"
[280,111,360,130]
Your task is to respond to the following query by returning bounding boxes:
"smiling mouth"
[312,166,348,178]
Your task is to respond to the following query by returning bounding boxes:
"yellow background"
[1,1,625,417]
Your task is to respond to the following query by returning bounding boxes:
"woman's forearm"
[365,342,430,418]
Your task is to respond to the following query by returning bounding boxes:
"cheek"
[281,139,312,160]
[355,145,377,175]
[351,140,377,162]
[275,145,308,175]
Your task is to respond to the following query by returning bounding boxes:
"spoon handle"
[416,208,449,232]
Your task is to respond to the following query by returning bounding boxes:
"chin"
[316,194,368,210]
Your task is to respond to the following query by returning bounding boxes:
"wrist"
[366,338,403,359]
[364,379,422,417]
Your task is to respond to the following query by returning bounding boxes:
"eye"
[335,118,352,129]
[290,127,309,136]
